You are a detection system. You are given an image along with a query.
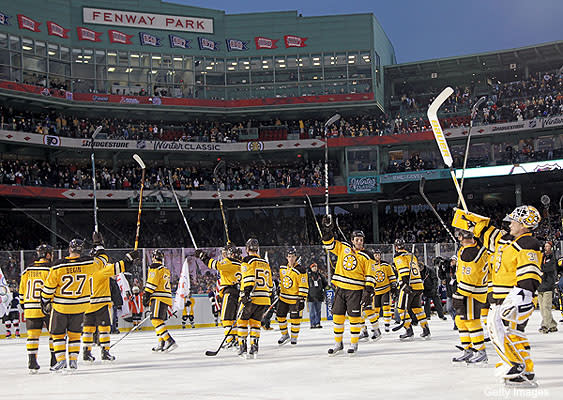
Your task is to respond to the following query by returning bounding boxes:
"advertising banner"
[347,176,380,193]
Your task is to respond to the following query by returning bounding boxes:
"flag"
[0,12,11,26]
[139,32,161,47]
[198,37,219,51]
[173,258,191,312]
[76,27,102,42]
[108,29,133,45]
[169,34,191,49]
[0,266,13,318]
[254,36,277,50]
[284,35,307,48]
[17,14,40,32]
[226,38,248,52]
[115,273,131,318]
[47,21,69,38]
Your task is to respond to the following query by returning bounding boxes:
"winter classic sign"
[83,7,213,34]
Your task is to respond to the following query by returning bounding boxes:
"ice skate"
[28,354,40,374]
[384,324,390,333]
[278,333,290,346]
[466,349,487,367]
[68,359,78,372]
[162,338,178,353]
[83,349,95,363]
[248,340,259,359]
[504,372,538,388]
[328,342,344,356]
[371,328,382,341]
[50,359,67,373]
[50,352,57,367]
[101,349,116,362]
[152,341,164,352]
[237,339,247,358]
[359,327,369,342]
[452,348,474,365]
[347,342,358,356]
[290,338,297,345]
[399,327,414,341]
[420,326,431,340]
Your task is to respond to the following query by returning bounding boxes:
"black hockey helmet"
[224,243,241,259]
[351,230,365,240]
[394,238,406,249]
[373,248,382,254]
[36,244,54,259]
[69,238,84,254]
[287,246,297,256]
[152,248,165,262]
[455,228,474,240]
[246,238,259,252]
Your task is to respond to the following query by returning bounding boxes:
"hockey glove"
[390,283,399,298]
[92,231,104,246]
[321,215,335,241]
[241,287,252,306]
[298,298,305,311]
[194,250,210,265]
[451,208,490,237]
[185,299,192,307]
[360,286,374,308]
[90,245,105,257]
[125,250,140,263]
[41,298,52,316]
[142,292,151,307]
[500,287,534,324]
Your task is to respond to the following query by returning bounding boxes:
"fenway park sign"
[83,7,214,34]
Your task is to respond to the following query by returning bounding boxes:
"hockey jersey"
[322,237,374,291]
[19,259,51,319]
[207,256,241,293]
[241,255,272,306]
[144,262,173,306]
[86,258,127,314]
[455,243,489,303]
[279,264,309,305]
[371,260,397,295]
[393,250,424,291]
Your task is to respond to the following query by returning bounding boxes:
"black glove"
[92,231,104,246]
[194,250,210,265]
[41,298,52,316]
[241,287,252,305]
[125,250,140,263]
[142,292,151,307]
[298,298,305,311]
[403,285,413,295]
[321,215,334,241]
[185,299,192,307]
[391,283,399,298]
[360,287,374,308]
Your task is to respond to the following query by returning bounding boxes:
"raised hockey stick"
[419,178,456,243]
[168,171,198,249]
[109,315,150,349]
[205,305,245,356]
[335,217,347,242]
[427,87,468,211]
[458,96,486,208]
[213,160,230,244]
[133,154,146,250]
[305,194,336,273]
[90,126,103,233]
[324,114,340,223]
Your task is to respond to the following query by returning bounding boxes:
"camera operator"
[421,263,446,320]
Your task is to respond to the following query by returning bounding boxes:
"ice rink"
[1,311,561,400]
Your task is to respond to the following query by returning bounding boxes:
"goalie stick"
[427,87,468,211]
[133,154,146,250]
[419,178,456,243]
[205,305,245,356]
[168,171,198,249]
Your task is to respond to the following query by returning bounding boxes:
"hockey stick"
[305,194,336,272]
[457,96,486,207]
[168,171,198,249]
[419,178,456,243]
[324,114,340,223]
[133,154,146,250]
[427,87,468,211]
[335,217,347,242]
[205,305,245,356]
[109,315,150,349]
[213,160,230,244]
[541,195,552,238]
[90,126,103,233]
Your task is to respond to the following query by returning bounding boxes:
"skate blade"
[371,335,382,342]
[504,379,539,388]
[28,369,39,375]
[422,336,431,341]
[102,359,115,364]
[467,361,489,368]
[328,349,343,357]
[164,343,178,353]
[399,337,414,342]
[238,353,247,359]
[347,351,357,357]
[451,361,470,367]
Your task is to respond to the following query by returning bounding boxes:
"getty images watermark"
[484,386,550,399]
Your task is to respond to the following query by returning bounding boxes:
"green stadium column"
[372,200,379,242]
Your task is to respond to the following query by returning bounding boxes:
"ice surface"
[1,312,561,400]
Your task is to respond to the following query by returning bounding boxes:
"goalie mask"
[394,238,406,250]
[152,249,165,262]
[503,205,541,230]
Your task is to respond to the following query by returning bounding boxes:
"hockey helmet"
[351,230,365,240]
[455,228,474,240]
[152,249,165,262]
[394,238,406,249]
[69,238,84,254]
[286,246,297,256]
[373,248,382,254]
[224,243,241,259]
[245,238,259,252]
[503,205,541,230]
[36,244,54,259]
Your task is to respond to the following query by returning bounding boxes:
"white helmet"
[503,205,541,229]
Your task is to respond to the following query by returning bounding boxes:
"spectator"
[538,241,558,333]
[307,263,327,328]
[109,277,123,334]
[420,263,447,321]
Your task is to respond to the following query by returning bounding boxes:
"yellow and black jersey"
[19,260,51,319]
[144,262,173,306]
[86,259,126,313]
[393,250,423,291]
[455,243,489,303]
[322,238,374,291]
[279,264,309,304]
[41,254,109,314]
[241,255,272,306]
[479,225,542,301]
[371,261,397,296]
[207,257,241,293]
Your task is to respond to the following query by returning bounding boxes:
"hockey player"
[181,293,195,329]
[3,282,20,338]
[452,205,542,386]
[361,248,397,340]
[237,238,272,358]
[19,244,55,372]
[451,229,489,366]
[82,232,133,363]
[129,286,144,328]
[276,247,309,346]
[321,217,375,356]
[41,238,137,372]
[393,239,431,340]
[195,243,242,345]
[144,249,177,353]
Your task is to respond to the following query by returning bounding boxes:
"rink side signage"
[83,7,214,34]
[347,176,380,193]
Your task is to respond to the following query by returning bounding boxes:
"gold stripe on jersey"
[393,250,424,291]
[86,259,126,313]
[208,257,241,292]
[322,237,373,291]
[144,263,173,306]
[241,256,272,306]
[19,260,51,319]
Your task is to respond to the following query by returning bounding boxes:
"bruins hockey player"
[276,247,309,346]
[321,216,374,356]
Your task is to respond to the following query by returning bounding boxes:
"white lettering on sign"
[83,7,214,34]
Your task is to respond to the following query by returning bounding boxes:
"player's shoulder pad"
[460,245,480,263]
[514,235,541,251]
